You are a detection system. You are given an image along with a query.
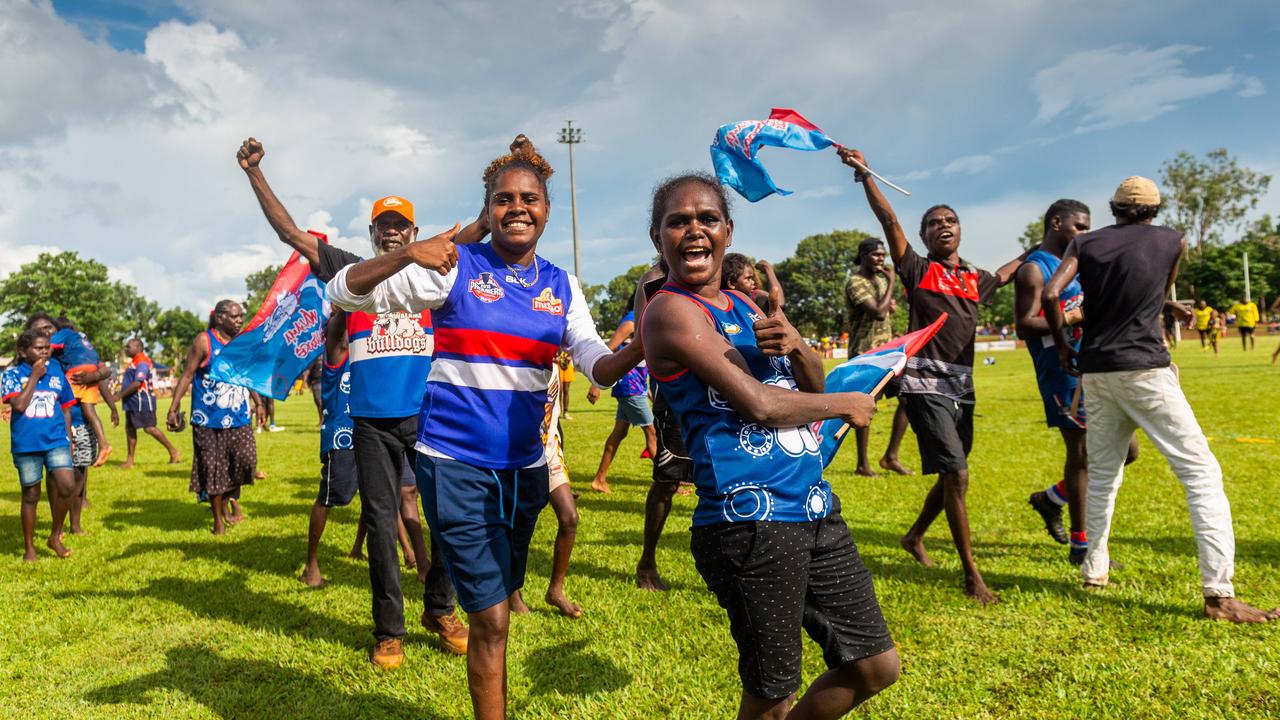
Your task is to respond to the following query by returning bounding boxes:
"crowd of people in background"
[6,132,1280,720]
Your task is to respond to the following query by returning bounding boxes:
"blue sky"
[3,0,1279,314]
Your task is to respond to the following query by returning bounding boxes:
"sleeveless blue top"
[1023,249,1084,390]
[320,354,353,456]
[652,285,830,527]
[191,329,252,429]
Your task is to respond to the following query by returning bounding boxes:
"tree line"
[588,148,1274,338]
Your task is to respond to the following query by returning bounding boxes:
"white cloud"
[1033,44,1256,131]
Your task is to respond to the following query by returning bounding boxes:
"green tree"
[151,307,205,369]
[590,264,651,336]
[0,251,149,359]
[1160,148,1271,252]
[772,229,872,338]
[244,264,283,315]
[1017,219,1042,251]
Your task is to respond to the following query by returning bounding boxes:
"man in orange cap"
[236,137,488,666]
[1044,176,1279,623]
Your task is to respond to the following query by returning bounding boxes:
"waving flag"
[210,242,328,400]
[710,108,836,202]
[816,314,948,468]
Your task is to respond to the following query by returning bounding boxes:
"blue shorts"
[615,394,654,426]
[416,454,550,613]
[1038,373,1085,430]
[13,446,73,488]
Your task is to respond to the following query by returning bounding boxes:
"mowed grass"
[1,336,1279,719]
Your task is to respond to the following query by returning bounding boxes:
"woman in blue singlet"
[640,173,899,719]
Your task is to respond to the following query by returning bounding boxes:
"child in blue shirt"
[2,329,79,561]
[49,317,116,466]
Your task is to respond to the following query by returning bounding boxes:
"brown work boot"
[370,637,404,669]
[422,610,469,655]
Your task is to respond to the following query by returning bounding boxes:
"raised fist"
[237,137,265,170]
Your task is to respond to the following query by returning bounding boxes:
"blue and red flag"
[710,108,836,202]
[209,237,329,400]
[815,314,947,468]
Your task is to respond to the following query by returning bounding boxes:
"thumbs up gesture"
[753,306,804,357]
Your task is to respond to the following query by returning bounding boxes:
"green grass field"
[2,336,1279,719]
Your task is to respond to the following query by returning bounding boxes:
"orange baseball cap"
[371,196,415,224]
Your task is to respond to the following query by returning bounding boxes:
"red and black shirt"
[896,245,999,403]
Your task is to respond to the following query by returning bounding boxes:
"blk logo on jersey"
[532,288,564,316]
[468,272,505,303]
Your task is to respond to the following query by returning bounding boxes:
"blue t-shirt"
[2,361,75,453]
[611,310,649,399]
[120,353,156,412]
[652,285,830,527]
[49,328,100,368]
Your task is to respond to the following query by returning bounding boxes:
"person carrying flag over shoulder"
[841,147,1032,606]
[327,135,643,719]
[641,171,897,719]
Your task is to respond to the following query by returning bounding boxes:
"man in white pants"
[1043,176,1278,623]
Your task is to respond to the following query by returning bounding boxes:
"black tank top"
[1075,223,1183,373]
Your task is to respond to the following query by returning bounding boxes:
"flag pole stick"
[848,159,911,196]
[834,146,911,196]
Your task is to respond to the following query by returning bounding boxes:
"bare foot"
[348,547,367,561]
[546,588,583,619]
[509,590,531,614]
[92,444,113,468]
[212,523,226,536]
[300,564,326,588]
[120,460,136,470]
[900,534,934,566]
[965,575,998,606]
[636,566,669,592]
[880,456,915,475]
[590,478,612,494]
[675,484,691,496]
[22,548,37,563]
[226,513,244,526]
[404,555,417,571]
[855,464,879,477]
[1203,597,1280,623]
[47,535,72,558]
[70,526,88,536]
[253,470,267,480]
[168,453,182,465]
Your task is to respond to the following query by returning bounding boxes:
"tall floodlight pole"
[1244,251,1251,301]
[558,121,584,279]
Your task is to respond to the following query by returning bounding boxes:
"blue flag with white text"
[209,250,327,400]
[710,107,836,202]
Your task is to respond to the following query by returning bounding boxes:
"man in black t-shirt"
[1044,176,1278,624]
[237,137,492,664]
[841,148,1029,606]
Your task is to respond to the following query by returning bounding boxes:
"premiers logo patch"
[532,288,564,316]
[721,321,742,335]
[468,272,505,303]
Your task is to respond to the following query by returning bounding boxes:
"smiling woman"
[325,134,644,720]
[638,172,898,719]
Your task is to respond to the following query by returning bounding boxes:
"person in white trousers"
[1043,176,1278,623]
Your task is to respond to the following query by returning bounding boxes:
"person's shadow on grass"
[85,644,448,719]
[64,570,369,646]
[111,532,369,589]
[523,639,632,697]
[102,497,302,533]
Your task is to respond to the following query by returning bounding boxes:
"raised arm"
[643,294,872,428]
[238,138,323,267]
[1043,240,1081,376]
[166,333,209,427]
[838,148,909,264]
[755,260,786,312]
[993,247,1037,287]
[327,225,461,313]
